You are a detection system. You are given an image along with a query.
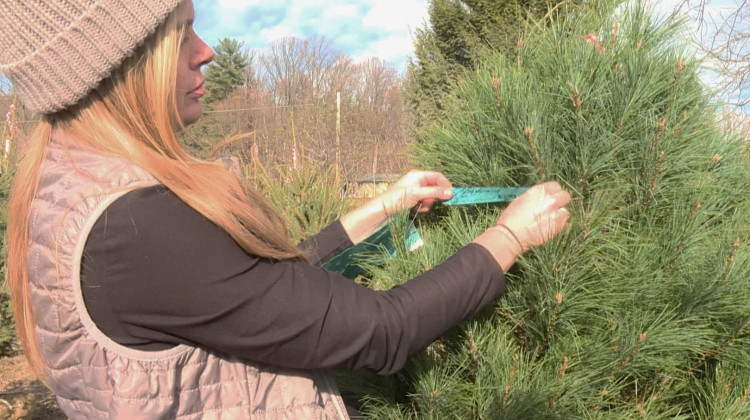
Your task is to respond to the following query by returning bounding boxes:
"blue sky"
[190,0,747,109]
[192,0,430,74]
[191,0,738,71]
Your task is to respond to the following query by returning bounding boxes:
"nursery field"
[2,0,750,419]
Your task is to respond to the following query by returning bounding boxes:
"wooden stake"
[290,111,297,156]
[336,91,341,179]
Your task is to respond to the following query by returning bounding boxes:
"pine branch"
[467,330,479,380]
[594,332,648,413]
[492,77,502,114]
[535,292,563,361]
[517,37,524,71]
[500,307,527,346]
[720,237,740,284]
[664,200,701,272]
[732,384,750,418]
[640,118,666,181]
[548,356,569,410]
[525,126,545,178]
[462,103,485,145]
[579,211,592,248]
[718,373,734,405]
[641,151,664,211]
[692,317,750,373]
[503,353,519,409]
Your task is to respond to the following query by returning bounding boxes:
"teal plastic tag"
[444,187,529,206]
[321,220,422,279]
[323,186,527,278]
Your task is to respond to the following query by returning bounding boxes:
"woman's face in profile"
[175,0,214,126]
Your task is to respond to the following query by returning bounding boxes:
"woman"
[1,0,570,418]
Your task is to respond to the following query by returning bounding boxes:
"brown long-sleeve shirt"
[80,185,505,375]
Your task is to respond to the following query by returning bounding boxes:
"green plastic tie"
[444,186,529,206]
[322,186,528,278]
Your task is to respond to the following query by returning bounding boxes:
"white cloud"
[217,0,265,10]
[194,0,428,72]
[369,35,415,62]
[363,0,429,32]
[323,4,359,19]
[260,24,296,41]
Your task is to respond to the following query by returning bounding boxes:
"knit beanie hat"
[0,0,184,115]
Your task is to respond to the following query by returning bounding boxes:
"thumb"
[406,186,453,213]
[412,186,454,202]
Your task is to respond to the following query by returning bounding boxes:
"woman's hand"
[473,181,571,272]
[339,170,453,245]
[379,170,454,215]
[496,181,571,250]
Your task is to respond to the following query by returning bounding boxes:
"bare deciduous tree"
[355,57,400,111]
[679,0,750,109]
[258,36,348,109]
[185,35,409,179]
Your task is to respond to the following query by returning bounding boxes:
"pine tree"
[340,1,750,417]
[405,0,585,136]
[0,160,16,356]
[0,97,17,357]
[204,38,248,104]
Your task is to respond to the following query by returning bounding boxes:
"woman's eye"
[181,24,193,42]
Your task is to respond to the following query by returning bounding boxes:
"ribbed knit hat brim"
[0,0,183,115]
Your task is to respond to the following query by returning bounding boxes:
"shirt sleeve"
[297,221,353,267]
[81,185,505,375]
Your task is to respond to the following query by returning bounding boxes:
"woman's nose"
[194,37,214,68]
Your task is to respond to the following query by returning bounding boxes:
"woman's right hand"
[473,181,571,272]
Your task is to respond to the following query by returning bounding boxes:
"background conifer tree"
[405,0,584,135]
[0,164,15,357]
[204,38,248,104]
[339,1,750,417]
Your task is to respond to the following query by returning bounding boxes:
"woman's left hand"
[340,170,453,244]
[379,170,454,215]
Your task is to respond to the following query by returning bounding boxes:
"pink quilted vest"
[26,137,349,419]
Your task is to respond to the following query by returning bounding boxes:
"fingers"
[390,170,453,213]
[399,170,452,189]
[408,185,454,212]
[549,207,571,233]
[415,185,454,201]
[550,189,571,209]
[528,181,564,198]
[411,170,453,190]
[497,180,572,248]
[527,182,570,211]
[541,180,563,194]
[424,171,453,190]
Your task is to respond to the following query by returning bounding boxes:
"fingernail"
[444,188,453,197]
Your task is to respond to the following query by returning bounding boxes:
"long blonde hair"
[7,4,304,378]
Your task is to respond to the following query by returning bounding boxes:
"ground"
[0,356,66,420]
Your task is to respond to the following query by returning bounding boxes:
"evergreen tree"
[340,1,750,417]
[0,98,17,357]
[405,0,585,135]
[204,38,248,103]
[0,163,16,357]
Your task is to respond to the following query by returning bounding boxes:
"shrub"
[246,149,354,243]
[1,99,19,357]
[345,0,750,417]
